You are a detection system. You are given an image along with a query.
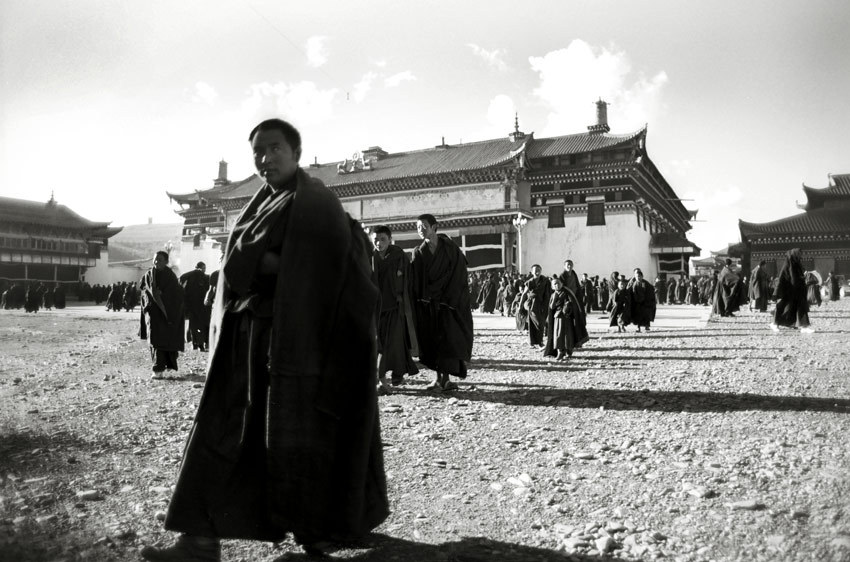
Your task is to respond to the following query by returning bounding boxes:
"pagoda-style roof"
[168,128,648,206]
[0,196,121,238]
[739,207,850,239]
[800,172,850,211]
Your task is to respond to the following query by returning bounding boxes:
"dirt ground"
[1,300,848,562]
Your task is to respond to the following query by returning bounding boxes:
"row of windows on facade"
[0,237,89,253]
[544,149,634,168]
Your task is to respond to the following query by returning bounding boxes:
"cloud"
[352,72,378,103]
[468,43,508,72]
[305,36,329,68]
[191,81,218,106]
[487,95,516,129]
[242,81,338,124]
[384,71,416,88]
[371,59,387,68]
[681,184,745,251]
[528,39,668,135]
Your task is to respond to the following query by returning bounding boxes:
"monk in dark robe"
[712,259,740,317]
[411,214,473,392]
[654,276,666,305]
[826,271,841,302]
[666,277,678,304]
[629,268,656,332]
[558,259,582,308]
[609,278,632,332]
[749,261,770,312]
[477,272,499,313]
[53,284,66,309]
[771,248,813,333]
[524,264,551,348]
[179,262,211,351]
[139,251,185,376]
[544,277,589,359]
[142,119,388,561]
[805,271,822,307]
[371,225,419,392]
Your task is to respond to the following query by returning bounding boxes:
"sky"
[2,0,849,255]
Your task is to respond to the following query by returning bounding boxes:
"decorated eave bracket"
[337,151,374,175]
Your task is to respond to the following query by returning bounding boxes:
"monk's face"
[153,253,168,271]
[252,129,301,189]
[416,220,437,241]
[372,232,391,253]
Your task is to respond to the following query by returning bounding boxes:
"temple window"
[548,204,565,228]
[587,196,606,226]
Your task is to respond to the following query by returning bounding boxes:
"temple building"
[168,102,699,278]
[739,172,850,277]
[0,195,121,290]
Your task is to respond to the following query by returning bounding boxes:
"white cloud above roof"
[305,35,329,68]
[384,71,416,88]
[191,81,218,106]
[242,81,337,125]
[468,43,508,72]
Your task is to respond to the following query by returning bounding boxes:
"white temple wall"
[83,249,112,285]
[522,212,655,279]
[178,238,223,277]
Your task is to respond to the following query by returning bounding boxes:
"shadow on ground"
[274,534,629,561]
[392,386,850,414]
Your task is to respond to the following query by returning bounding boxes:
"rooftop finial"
[514,113,519,134]
[588,98,610,134]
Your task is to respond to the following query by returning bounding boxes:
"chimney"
[214,160,229,186]
[587,99,610,134]
[362,146,389,160]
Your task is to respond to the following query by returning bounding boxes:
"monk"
[371,225,419,393]
[139,251,185,377]
[141,118,388,561]
[712,259,740,317]
[749,260,771,312]
[629,268,656,332]
[179,261,210,351]
[524,264,551,348]
[771,248,814,333]
[411,213,474,392]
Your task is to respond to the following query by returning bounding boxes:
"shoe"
[391,376,404,386]
[426,379,442,391]
[442,380,459,392]
[140,535,220,561]
[769,323,779,332]
[800,327,815,334]
[376,383,390,396]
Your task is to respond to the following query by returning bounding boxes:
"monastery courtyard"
[0,301,848,561]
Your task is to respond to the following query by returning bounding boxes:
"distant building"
[691,243,745,277]
[739,173,850,277]
[169,102,699,278]
[0,195,121,291]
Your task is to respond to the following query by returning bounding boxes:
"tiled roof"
[0,196,117,234]
[168,129,647,204]
[739,207,850,238]
[800,172,850,210]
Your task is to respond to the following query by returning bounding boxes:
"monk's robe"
[630,278,656,327]
[524,275,551,346]
[544,287,589,358]
[666,280,677,304]
[805,272,822,307]
[372,244,419,380]
[164,168,388,545]
[749,265,770,312]
[711,266,740,317]
[827,274,841,301]
[609,288,632,327]
[478,277,498,313]
[559,270,582,307]
[654,280,666,304]
[411,234,474,377]
[774,252,810,328]
[180,268,210,350]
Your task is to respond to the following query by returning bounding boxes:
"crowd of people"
[0,281,67,312]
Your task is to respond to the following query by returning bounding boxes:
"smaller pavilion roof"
[0,196,121,237]
[739,207,850,238]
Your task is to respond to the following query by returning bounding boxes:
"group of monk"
[0,281,66,312]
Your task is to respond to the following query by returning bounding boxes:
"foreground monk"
[771,248,814,334]
[139,251,185,377]
[411,214,473,392]
[141,118,388,561]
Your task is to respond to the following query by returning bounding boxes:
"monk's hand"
[260,251,280,274]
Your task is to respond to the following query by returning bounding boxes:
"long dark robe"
[711,267,740,317]
[774,254,810,328]
[53,285,66,309]
[180,268,211,349]
[524,275,551,346]
[139,267,185,352]
[654,280,666,304]
[827,274,841,301]
[558,270,582,306]
[372,245,419,379]
[666,280,677,304]
[805,273,822,306]
[411,234,473,377]
[544,287,588,357]
[165,168,388,544]
[598,282,609,310]
[749,266,770,312]
[478,278,498,313]
[514,291,529,331]
[630,279,656,327]
[609,288,632,327]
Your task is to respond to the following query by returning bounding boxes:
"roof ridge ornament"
[588,98,610,135]
[337,151,374,175]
